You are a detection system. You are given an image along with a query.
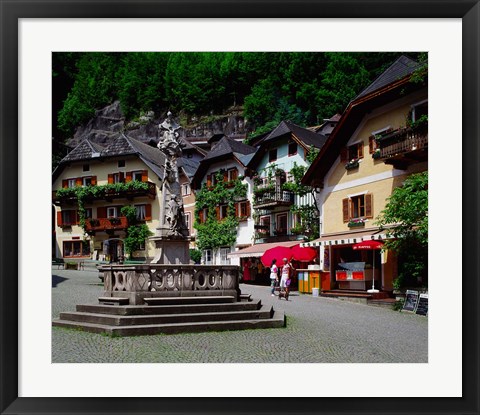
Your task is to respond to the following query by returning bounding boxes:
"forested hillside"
[52,52,422,154]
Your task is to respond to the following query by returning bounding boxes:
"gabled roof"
[191,136,256,188]
[60,139,105,162]
[261,120,327,149]
[53,134,168,182]
[247,120,327,171]
[302,56,425,187]
[355,55,421,100]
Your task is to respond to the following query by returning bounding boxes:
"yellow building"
[302,55,427,293]
[52,134,165,262]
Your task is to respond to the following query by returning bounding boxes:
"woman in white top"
[280,258,291,290]
[270,259,278,296]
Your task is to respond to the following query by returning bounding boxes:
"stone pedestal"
[150,233,190,265]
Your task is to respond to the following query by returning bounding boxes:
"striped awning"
[300,230,389,248]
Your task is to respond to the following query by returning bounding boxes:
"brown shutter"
[223,171,228,182]
[198,210,204,224]
[145,204,152,221]
[340,147,348,162]
[206,175,212,187]
[369,136,375,154]
[234,203,239,217]
[119,172,125,183]
[246,201,251,217]
[91,176,97,186]
[57,211,63,226]
[142,170,148,182]
[97,207,107,218]
[62,180,68,188]
[365,194,373,218]
[215,206,220,220]
[342,198,350,222]
[357,142,364,158]
[108,174,114,184]
[125,172,132,182]
[75,210,80,225]
[76,177,82,187]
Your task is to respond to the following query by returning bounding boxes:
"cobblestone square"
[52,268,428,363]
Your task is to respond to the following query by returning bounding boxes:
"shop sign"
[402,290,419,312]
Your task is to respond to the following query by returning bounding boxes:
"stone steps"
[53,295,285,336]
[53,311,286,336]
[77,300,262,316]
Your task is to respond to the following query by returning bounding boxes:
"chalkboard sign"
[415,293,428,316]
[402,290,419,312]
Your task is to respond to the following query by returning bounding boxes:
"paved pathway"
[52,268,428,363]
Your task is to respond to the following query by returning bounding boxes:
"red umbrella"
[261,246,293,267]
[290,244,318,262]
[352,240,384,292]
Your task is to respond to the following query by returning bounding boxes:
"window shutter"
[231,168,238,181]
[198,210,204,224]
[369,136,375,154]
[75,210,80,225]
[125,172,132,182]
[234,203,239,217]
[145,204,152,221]
[91,176,97,186]
[215,206,220,220]
[246,201,251,217]
[365,194,373,218]
[342,198,350,222]
[76,177,82,187]
[207,175,212,187]
[357,142,364,158]
[108,174,114,184]
[119,172,125,183]
[97,207,107,218]
[142,170,148,182]
[57,211,63,226]
[62,180,68,188]
[340,147,348,162]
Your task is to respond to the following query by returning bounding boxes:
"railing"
[52,181,157,203]
[378,127,428,159]
[100,264,241,304]
[85,216,129,232]
[253,186,294,208]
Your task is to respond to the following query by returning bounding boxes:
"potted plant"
[348,218,365,228]
[345,159,360,170]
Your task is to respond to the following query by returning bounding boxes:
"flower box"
[348,220,365,228]
[345,159,359,170]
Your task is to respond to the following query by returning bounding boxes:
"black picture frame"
[1,1,478,414]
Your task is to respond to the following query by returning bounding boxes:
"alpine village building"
[301,55,427,294]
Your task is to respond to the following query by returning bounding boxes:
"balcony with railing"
[376,124,428,169]
[253,185,294,209]
[84,216,129,233]
[52,181,157,205]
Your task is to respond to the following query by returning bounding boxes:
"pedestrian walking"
[279,258,292,290]
[270,259,278,296]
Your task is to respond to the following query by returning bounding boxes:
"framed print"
[1,0,479,414]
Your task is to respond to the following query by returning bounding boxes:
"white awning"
[300,230,389,248]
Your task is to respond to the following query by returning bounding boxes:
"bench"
[52,258,65,269]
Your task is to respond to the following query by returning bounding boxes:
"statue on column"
[157,112,188,237]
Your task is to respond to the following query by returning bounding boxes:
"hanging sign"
[402,290,419,312]
[415,293,428,316]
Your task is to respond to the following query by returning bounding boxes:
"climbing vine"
[194,172,248,254]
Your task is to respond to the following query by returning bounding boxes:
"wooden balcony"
[376,125,428,170]
[253,186,294,209]
[52,181,156,205]
[85,217,129,233]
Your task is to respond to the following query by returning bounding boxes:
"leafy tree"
[375,172,428,288]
